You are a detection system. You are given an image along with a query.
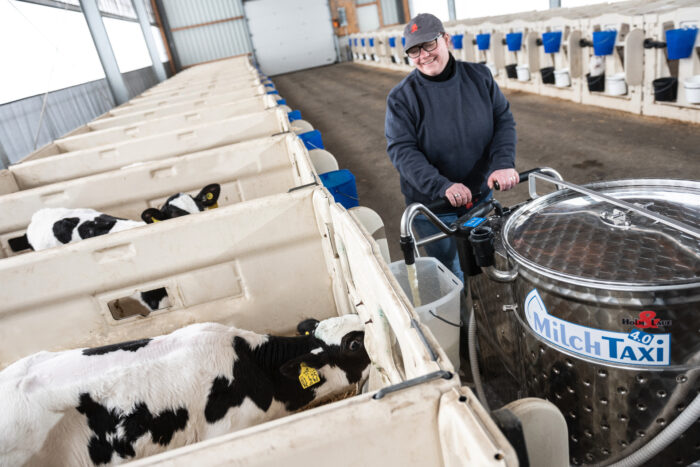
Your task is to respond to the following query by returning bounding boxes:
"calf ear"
[297,318,320,336]
[196,184,221,208]
[141,208,166,224]
[279,353,327,379]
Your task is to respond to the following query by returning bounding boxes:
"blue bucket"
[451,34,464,50]
[299,130,324,150]
[320,169,359,209]
[505,32,522,51]
[476,33,490,50]
[593,30,617,56]
[276,98,286,106]
[369,38,374,47]
[287,110,301,122]
[266,90,279,95]
[401,37,406,47]
[389,37,396,48]
[264,82,275,88]
[542,31,562,53]
[354,38,358,46]
[361,38,365,46]
[665,27,698,60]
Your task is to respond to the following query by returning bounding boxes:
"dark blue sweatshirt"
[385,60,516,205]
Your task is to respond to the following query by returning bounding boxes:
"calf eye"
[348,339,362,351]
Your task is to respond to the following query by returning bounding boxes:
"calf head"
[141,184,220,224]
[281,315,370,391]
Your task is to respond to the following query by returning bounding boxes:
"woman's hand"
[444,183,473,207]
[488,168,519,191]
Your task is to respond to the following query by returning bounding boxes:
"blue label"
[628,329,655,346]
[463,217,486,228]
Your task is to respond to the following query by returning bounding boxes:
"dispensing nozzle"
[400,235,416,266]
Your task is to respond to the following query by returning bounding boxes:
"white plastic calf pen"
[9,109,294,190]
[0,186,518,465]
[36,107,310,154]
[0,134,319,259]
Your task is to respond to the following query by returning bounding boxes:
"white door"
[244,0,337,76]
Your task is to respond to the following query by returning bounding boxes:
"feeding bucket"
[684,75,700,104]
[319,169,359,209]
[299,130,325,150]
[516,64,530,81]
[389,257,463,370]
[593,30,617,56]
[486,63,498,76]
[451,34,464,50]
[554,68,571,87]
[665,27,698,60]
[388,37,396,48]
[505,64,518,79]
[476,33,490,50]
[606,72,627,95]
[653,77,678,102]
[369,38,374,47]
[506,32,522,51]
[586,72,605,92]
[540,66,555,84]
[542,31,562,53]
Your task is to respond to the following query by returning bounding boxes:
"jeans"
[412,192,493,284]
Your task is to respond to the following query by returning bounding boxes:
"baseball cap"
[402,13,445,53]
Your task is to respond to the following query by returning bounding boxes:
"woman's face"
[413,33,451,76]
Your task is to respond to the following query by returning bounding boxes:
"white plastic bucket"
[606,72,627,96]
[516,65,530,82]
[389,257,463,371]
[684,75,700,104]
[554,68,571,87]
[486,62,498,77]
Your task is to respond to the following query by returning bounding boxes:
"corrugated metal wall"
[0,66,160,166]
[159,0,252,68]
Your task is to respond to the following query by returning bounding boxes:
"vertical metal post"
[132,0,167,82]
[447,0,456,21]
[549,0,561,8]
[152,0,182,72]
[79,0,130,105]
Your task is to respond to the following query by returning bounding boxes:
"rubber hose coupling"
[400,235,416,266]
[469,226,495,268]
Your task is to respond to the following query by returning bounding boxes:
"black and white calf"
[10,184,220,252]
[0,314,370,466]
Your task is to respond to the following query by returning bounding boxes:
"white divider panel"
[11,110,291,189]
[55,107,288,152]
[108,85,267,117]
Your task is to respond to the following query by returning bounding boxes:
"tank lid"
[503,179,700,290]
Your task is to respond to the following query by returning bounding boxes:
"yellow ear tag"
[151,217,160,223]
[207,202,219,210]
[298,363,320,389]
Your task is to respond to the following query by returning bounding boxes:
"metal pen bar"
[531,173,700,240]
[416,231,449,248]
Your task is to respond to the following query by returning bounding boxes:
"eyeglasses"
[406,33,443,58]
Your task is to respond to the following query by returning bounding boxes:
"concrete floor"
[274,62,700,262]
